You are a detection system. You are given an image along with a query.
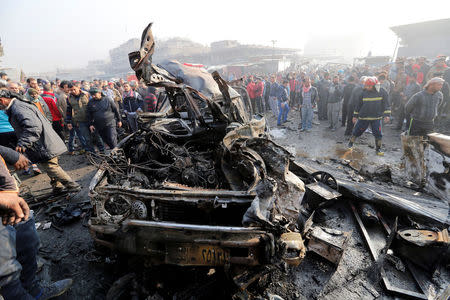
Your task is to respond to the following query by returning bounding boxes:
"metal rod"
[123,219,265,233]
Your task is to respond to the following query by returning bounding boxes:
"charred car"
[88,23,306,268]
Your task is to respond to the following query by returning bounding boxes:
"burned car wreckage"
[88,24,450,298]
[88,23,307,268]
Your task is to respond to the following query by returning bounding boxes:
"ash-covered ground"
[18,111,449,299]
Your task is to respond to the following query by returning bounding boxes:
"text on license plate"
[199,246,229,265]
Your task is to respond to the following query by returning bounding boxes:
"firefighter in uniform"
[348,77,391,156]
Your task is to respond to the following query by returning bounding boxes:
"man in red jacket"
[246,76,257,114]
[41,83,64,140]
[254,77,264,114]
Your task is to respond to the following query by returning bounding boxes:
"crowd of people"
[0,74,161,299]
[241,55,450,155]
[0,54,449,299]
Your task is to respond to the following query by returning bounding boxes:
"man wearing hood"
[87,87,122,150]
[405,77,444,136]
[0,90,80,193]
[348,77,391,156]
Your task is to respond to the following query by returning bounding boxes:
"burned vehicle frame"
[88,23,306,268]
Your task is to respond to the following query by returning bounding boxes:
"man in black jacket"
[87,87,122,149]
[122,82,143,132]
[344,76,366,136]
[348,77,391,156]
[342,76,356,128]
[317,73,331,121]
[0,90,80,193]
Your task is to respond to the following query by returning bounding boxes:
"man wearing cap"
[405,77,444,136]
[348,77,391,156]
[87,87,122,150]
[0,90,80,194]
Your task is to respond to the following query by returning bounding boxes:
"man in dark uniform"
[348,77,391,156]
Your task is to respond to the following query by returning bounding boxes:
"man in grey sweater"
[405,77,444,136]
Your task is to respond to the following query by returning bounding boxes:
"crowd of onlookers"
[239,55,450,154]
[0,75,160,156]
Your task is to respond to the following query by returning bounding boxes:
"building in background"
[55,37,300,80]
[390,18,450,58]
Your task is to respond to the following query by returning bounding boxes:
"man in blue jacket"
[277,80,290,126]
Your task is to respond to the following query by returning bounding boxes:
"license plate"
[166,244,230,266]
[197,246,229,265]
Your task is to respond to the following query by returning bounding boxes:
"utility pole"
[271,40,277,73]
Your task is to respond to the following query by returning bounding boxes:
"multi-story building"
[390,18,450,58]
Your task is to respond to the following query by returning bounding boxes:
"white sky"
[1,0,449,73]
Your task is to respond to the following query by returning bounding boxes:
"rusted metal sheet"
[398,228,449,246]
[306,226,350,266]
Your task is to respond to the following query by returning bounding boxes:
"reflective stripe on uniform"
[358,117,382,120]
[362,97,383,102]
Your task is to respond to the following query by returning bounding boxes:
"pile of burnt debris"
[82,23,450,299]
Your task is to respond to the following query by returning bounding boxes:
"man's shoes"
[68,151,75,156]
[65,184,81,193]
[79,149,86,154]
[376,150,385,156]
[348,140,354,149]
[32,164,42,175]
[39,279,73,300]
[300,128,306,132]
[331,128,336,132]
